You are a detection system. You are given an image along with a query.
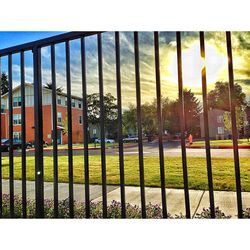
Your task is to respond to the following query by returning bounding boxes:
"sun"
[167,42,228,89]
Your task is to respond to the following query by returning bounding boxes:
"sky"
[0,31,250,108]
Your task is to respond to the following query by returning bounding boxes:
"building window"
[57,98,62,105]
[13,114,22,125]
[78,102,82,109]
[79,115,83,124]
[13,97,21,107]
[217,115,224,123]
[57,112,62,123]
[1,104,6,113]
[218,127,224,135]
[13,132,21,140]
[72,99,76,108]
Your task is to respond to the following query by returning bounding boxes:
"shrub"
[243,208,250,218]
[194,207,231,219]
[0,195,234,219]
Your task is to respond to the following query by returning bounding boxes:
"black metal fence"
[0,31,243,218]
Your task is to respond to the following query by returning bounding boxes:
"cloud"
[3,32,250,108]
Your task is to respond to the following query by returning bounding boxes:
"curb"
[28,147,100,152]
[27,143,138,152]
[187,145,250,149]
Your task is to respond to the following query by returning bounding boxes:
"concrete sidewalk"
[2,179,250,218]
[92,187,250,218]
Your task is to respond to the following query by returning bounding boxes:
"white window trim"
[57,97,62,105]
[13,114,22,126]
[218,126,224,135]
[57,112,62,123]
[13,132,21,139]
[13,96,22,107]
[79,115,83,125]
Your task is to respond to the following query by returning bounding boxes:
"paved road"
[79,141,250,158]
[2,141,250,158]
[116,141,250,158]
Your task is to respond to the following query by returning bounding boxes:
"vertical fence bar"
[199,32,215,218]
[154,31,167,218]
[134,32,146,218]
[97,33,107,218]
[8,54,14,217]
[20,51,27,218]
[176,32,191,218]
[198,32,216,217]
[80,37,90,218]
[115,32,126,218]
[51,44,59,218]
[65,41,74,218]
[226,31,243,218]
[33,46,44,218]
[0,57,2,218]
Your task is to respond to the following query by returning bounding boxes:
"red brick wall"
[1,104,84,144]
[57,105,83,144]
[4,106,51,143]
[72,108,83,143]
[4,107,32,141]
[0,113,7,138]
[42,105,53,144]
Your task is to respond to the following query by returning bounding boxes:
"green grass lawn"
[1,155,250,192]
[192,138,250,147]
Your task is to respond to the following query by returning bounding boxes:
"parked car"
[123,136,138,143]
[0,139,33,152]
[173,133,181,140]
[28,140,48,148]
[94,138,115,144]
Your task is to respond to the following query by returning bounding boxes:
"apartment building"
[0,83,83,144]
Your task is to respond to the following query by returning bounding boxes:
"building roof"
[1,83,83,101]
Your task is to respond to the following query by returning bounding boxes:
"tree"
[245,104,250,141]
[44,82,64,93]
[208,81,247,111]
[122,103,157,137]
[62,114,68,135]
[122,89,202,137]
[122,104,137,135]
[182,89,202,135]
[1,73,8,95]
[165,89,202,136]
[157,97,177,134]
[141,103,157,136]
[87,93,118,138]
[245,124,250,142]
[223,107,245,137]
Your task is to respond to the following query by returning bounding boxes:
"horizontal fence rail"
[0,31,244,218]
